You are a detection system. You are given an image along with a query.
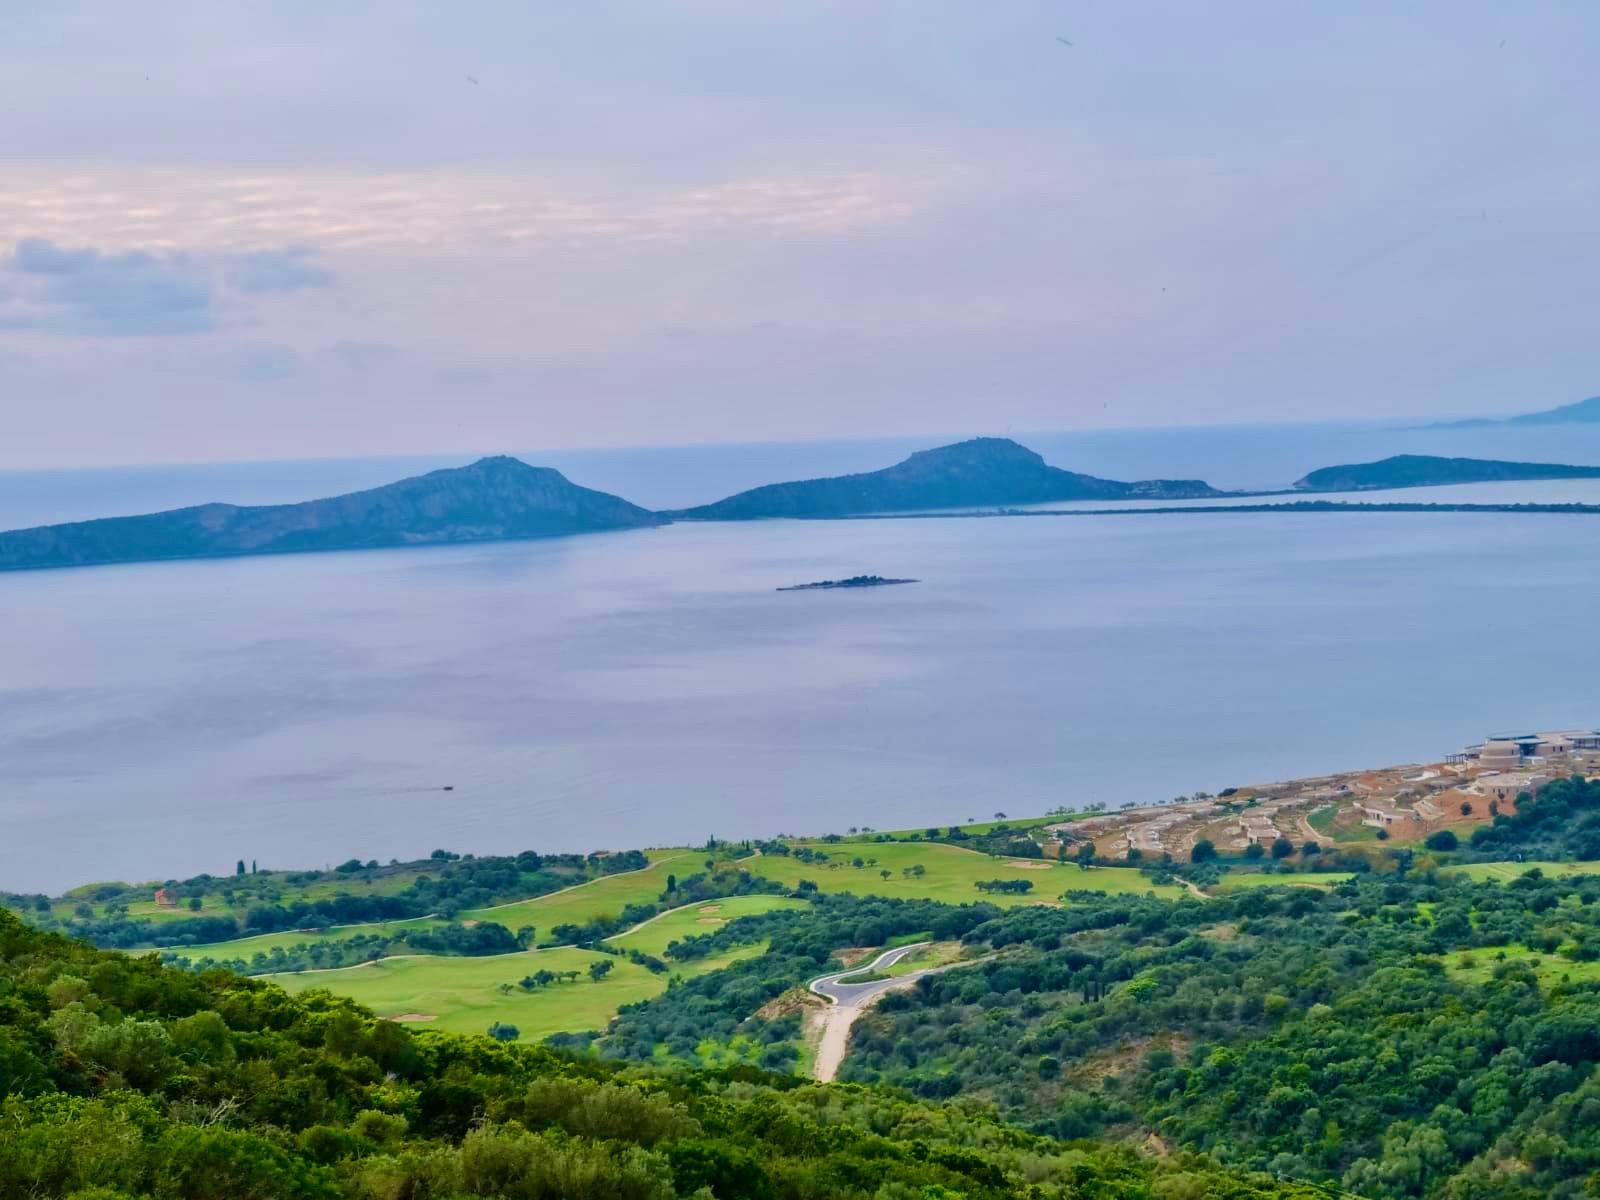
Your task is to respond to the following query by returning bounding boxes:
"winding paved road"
[810,942,933,1006]
[809,943,969,1082]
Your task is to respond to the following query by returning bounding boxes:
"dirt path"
[1298,808,1330,845]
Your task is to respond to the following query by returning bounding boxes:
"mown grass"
[608,895,807,958]
[1443,861,1600,884]
[745,840,1184,904]
[1442,944,1600,988]
[1209,871,1356,891]
[870,813,1068,839]
[158,917,445,964]
[460,853,699,940]
[271,941,767,1042]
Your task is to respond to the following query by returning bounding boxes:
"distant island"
[1294,454,1600,492]
[0,456,663,573]
[1428,394,1600,429]
[17,439,1600,574]
[666,437,1224,520]
[777,575,917,591]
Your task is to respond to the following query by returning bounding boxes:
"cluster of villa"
[1047,727,1600,859]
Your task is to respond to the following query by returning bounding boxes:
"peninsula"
[667,437,1224,520]
[1294,453,1600,492]
[776,574,917,591]
[0,456,664,572]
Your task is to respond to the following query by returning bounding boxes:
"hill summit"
[0,456,664,572]
[669,436,1222,519]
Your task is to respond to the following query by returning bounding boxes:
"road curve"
[809,942,933,1006]
[808,943,944,1083]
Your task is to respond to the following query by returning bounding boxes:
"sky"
[2,1,1599,469]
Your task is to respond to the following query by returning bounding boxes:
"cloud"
[0,167,945,257]
[1,237,341,338]
[326,341,397,371]
[226,246,335,293]
[4,237,215,335]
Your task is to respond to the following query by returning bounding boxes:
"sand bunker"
[1007,860,1053,869]
[696,917,727,925]
[388,1013,437,1023]
[698,905,723,913]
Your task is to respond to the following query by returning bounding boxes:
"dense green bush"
[0,908,1329,1199]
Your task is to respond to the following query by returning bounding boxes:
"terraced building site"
[11,725,1600,1197]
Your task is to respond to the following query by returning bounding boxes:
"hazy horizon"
[4,2,1599,468]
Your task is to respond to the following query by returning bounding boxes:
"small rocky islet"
[776,575,917,592]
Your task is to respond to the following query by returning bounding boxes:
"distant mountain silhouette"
[1294,454,1600,492]
[0,456,664,572]
[1430,395,1600,429]
[667,437,1222,520]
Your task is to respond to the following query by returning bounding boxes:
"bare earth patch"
[833,947,876,967]
[754,986,826,1022]
[696,917,726,925]
[460,919,479,928]
[697,905,723,913]
[1069,1034,1191,1086]
[1007,860,1053,869]
[387,1013,437,1023]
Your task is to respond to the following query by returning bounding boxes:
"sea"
[5,418,1600,893]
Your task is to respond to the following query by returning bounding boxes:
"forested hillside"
[604,869,1600,1199]
[0,909,1322,1199]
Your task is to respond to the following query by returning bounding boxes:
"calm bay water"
[4,421,1600,892]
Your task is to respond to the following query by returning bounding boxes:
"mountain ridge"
[0,455,664,572]
[667,436,1224,519]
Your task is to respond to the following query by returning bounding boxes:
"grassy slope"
[1210,872,1356,891]
[460,852,698,937]
[744,840,1184,904]
[609,895,807,958]
[159,917,444,963]
[1442,944,1600,987]
[272,941,766,1041]
[1443,861,1600,883]
[57,849,684,926]
[872,813,1064,838]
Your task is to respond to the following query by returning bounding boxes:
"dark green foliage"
[1425,829,1459,852]
[1466,775,1600,860]
[975,879,1033,894]
[0,908,1319,1199]
[827,870,1600,1198]
[4,849,652,961]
